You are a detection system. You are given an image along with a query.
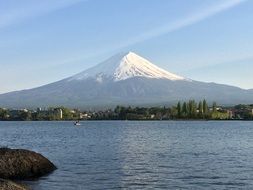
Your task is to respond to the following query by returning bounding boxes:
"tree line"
[1,100,252,120]
[176,99,215,119]
[111,99,219,120]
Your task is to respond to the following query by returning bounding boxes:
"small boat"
[74,121,81,126]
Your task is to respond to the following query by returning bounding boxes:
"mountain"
[0,52,252,109]
[69,52,186,82]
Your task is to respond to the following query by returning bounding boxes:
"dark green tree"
[203,99,209,114]
[182,102,188,118]
[19,111,31,121]
[0,108,8,120]
[177,102,182,118]
[188,100,197,118]
[212,102,217,113]
[198,101,203,117]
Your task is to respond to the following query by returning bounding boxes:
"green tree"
[203,99,209,114]
[182,102,188,118]
[188,100,197,118]
[19,111,31,121]
[177,102,182,118]
[0,108,8,120]
[203,99,210,119]
[212,102,217,113]
[198,101,203,118]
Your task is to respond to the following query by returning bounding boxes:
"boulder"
[0,178,29,190]
[0,148,56,180]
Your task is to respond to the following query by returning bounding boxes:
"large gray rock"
[0,178,29,190]
[0,148,56,180]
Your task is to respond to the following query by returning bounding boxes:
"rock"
[0,178,30,190]
[0,148,57,180]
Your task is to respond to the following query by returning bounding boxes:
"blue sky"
[0,0,252,93]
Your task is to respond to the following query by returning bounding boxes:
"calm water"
[1,121,253,189]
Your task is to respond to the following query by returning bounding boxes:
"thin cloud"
[1,0,246,69]
[116,0,247,49]
[58,0,248,65]
[0,0,88,29]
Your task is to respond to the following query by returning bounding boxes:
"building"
[36,108,63,120]
[80,113,91,119]
[55,109,63,119]
[51,108,63,119]
[227,110,234,119]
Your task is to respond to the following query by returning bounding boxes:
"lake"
[1,121,253,189]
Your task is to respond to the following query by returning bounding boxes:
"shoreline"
[0,119,252,122]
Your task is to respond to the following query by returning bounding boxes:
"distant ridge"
[0,52,252,108]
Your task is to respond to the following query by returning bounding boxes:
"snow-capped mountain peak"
[69,51,186,82]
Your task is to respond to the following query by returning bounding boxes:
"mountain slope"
[69,52,186,82]
[0,52,252,108]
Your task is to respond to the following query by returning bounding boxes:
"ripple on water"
[1,121,253,189]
